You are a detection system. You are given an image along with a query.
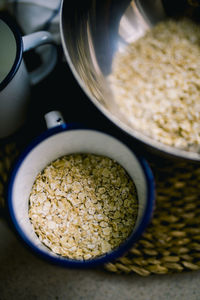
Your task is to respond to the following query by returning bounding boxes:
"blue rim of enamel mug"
[0,14,23,92]
[7,123,155,268]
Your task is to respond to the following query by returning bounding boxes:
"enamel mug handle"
[44,111,65,129]
[22,31,57,85]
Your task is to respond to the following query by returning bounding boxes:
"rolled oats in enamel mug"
[8,111,154,266]
[28,153,138,260]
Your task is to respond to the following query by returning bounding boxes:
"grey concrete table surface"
[0,219,200,300]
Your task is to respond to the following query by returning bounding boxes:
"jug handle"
[23,31,57,85]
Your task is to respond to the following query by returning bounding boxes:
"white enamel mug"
[8,111,155,267]
[0,14,57,138]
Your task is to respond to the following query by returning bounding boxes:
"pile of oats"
[28,153,138,260]
[108,18,200,152]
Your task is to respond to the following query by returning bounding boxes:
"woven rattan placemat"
[105,158,200,276]
[1,141,200,276]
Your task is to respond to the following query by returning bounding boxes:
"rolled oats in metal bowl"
[28,153,138,260]
[108,18,200,153]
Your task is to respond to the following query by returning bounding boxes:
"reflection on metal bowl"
[60,0,200,161]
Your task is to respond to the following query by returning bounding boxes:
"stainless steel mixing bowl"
[60,0,200,161]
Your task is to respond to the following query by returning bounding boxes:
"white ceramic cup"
[0,15,57,138]
[8,111,155,267]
